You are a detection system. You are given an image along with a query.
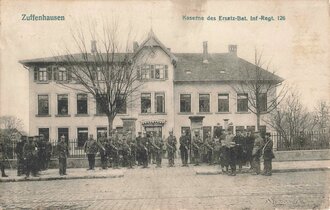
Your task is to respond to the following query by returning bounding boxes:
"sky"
[0,0,329,132]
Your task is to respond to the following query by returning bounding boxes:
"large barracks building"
[20,30,283,145]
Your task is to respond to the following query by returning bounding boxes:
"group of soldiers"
[0,128,275,178]
[83,130,179,170]
[190,129,275,176]
[0,134,53,178]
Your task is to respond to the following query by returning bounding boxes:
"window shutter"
[67,67,72,81]
[34,67,38,81]
[165,65,168,79]
[150,65,154,79]
[47,66,52,80]
[53,67,58,80]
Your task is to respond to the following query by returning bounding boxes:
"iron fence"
[273,130,330,151]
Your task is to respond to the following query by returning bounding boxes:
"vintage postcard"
[0,0,329,209]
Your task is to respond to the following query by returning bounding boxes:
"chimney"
[133,41,139,52]
[203,41,208,63]
[91,40,97,54]
[228,44,237,56]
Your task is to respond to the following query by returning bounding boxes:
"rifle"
[4,155,13,170]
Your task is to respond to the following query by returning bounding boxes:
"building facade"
[20,30,283,144]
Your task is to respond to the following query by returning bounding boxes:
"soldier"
[15,135,27,176]
[98,132,107,170]
[246,130,255,170]
[262,133,275,176]
[179,130,189,167]
[136,132,142,166]
[166,131,177,167]
[83,134,98,170]
[154,131,164,168]
[105,135,113,168]
[44,138,52,170]
[0,137,8,177]
[219,131,229,173]
[234,130,246,173]
[110,132,120,169]
[141,132,149,168]
[57,135,69,176]
[225,130,237,176]
[251,132,263,175]
[121,134,132,168]
[23,137,38,177]
[127,131,137,167]
[148,133,155,164]
[204,132,214,165]
[37,134,47,170]
[192,130,202,166]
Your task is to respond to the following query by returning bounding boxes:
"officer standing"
[204,132,214,165]
[166,131,177,167]
[192,130,202,166]
[148,133,155,164]
[220,131,229,173]
[44,138,52,170]
[57,135,69,176]
[154,131,164,168]
[110,132,120,169]
[141,132,149,168]
[136,132,142,166]
[121,134,131,168]
[262,133,275,176]
[225,130,237,176]
[15,135,27,176]
[234,130,246,173]
[84,134,98,170]
[246,130,255,170]
[38,134,47,170]
[23,137,38,177]
[127,131,137,166]
[179,131,189,167]
[0,138,8,177]
[98,132,107,169]
[251,132,263,175]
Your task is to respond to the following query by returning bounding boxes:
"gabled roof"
[173,53,284,83]
[133,29,178,62]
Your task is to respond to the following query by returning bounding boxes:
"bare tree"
[232,49,288,131]
[312,100,330,130]
[0,115,24,141]
[54,19,147,134]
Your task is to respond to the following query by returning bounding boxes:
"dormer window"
[138,64,168,80]
[34,67,52,82]
[57,67,67,81]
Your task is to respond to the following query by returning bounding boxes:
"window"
[77,94,88,114]
[218,94,229,112]
[141,65,150,79]
[237,93,248,112]
[138,64,168,80]
[57,67,67,81]
[97,127,107,138]
[180,94,191,113]
[117,94,127,114]
[141,93,151,113]
[39,128,50,140]
[57,94,68,115]
[259,93,267,112]
[199,94,210,112]
[58,128,69,144]
[38,95,49,115]
[38,68,48,81]
[77,128,88,147]
[96,95,106,115]
[155,65,164,79]
[155,93,165,113]
[34,67,52,82]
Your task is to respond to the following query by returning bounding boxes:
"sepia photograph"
[0,0,329,209]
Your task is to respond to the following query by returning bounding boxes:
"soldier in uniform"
[153,131,164,168]
[166,131,177,167]
[148,133,155,164]
[38,134,47,170]
[246,130,255,170]
[57,135,69,176]
[15,135,27,176]
[262,133,275,176]
[136,132,142,166]
[141,132,149,168]
[0,137,8,177]
[234,130,246,173]
[83,134,98,170]
[251,132,263,175]
[23,136,39,177]
[105,135,113,168]
[121,133,132,168]
[98,132,108,169]
[192,130,202,166]
[220,132,229,173]
[204,132,214,165]
[44,137,52,170]
[110,132,120,169]
[225,130,237,176]
[179,130,189,167]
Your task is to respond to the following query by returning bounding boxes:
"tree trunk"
[257,112,261,132]
[107,115,114,136]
